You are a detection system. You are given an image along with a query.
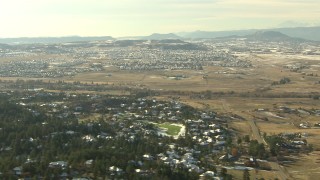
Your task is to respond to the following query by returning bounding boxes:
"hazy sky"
[0,0,319,37]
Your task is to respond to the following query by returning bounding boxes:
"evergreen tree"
[243,168,250,180]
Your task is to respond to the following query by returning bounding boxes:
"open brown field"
[176,94,319,179]
[3,53,318,95]
[227,168,277,180]
[1,52,320,179]
[64,54,320,95]
[286,151,320,180]
[145,54,319,180]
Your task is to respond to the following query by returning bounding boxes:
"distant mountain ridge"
[245,31,301,42]
[142,33,181,40]
[178,29,255,39]
[111,39,205,50]
[178,26,320,41]
[1,26,319,44]
[0,36,115,44]
[275,26,320,41]
[212,30,303,43]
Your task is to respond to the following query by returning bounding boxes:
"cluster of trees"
[4,79,319,102]
[0,92,225,179]
[271,77,291,86]
[248,140,267,159]
[265,135,285,156]
[188,89,319,100]
[0,98,200,179]
[0,86,247,179]
[2,79,128,93]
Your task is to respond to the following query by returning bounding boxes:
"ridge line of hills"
[0,26,319,44]
[177,26,320,41]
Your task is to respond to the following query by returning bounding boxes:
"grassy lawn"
[157,123,182,136]
[78,113,102,123]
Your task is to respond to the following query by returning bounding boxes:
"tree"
[232,147,239,157]
[279,77,291,85]
[220,168,227,179]
[237,137,242,145]
[249,140,266,159]
[226,137,233,147]
[244,135,250,143]
[266,135,283,156]
[125,163,135,175]
[243,168,250,180]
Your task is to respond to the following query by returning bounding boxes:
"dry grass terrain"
[1,51,320,179]
[62,54,320,96]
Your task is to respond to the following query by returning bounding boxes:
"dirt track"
[221,99,291,179]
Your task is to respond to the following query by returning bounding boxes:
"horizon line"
[1,25,319,39]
